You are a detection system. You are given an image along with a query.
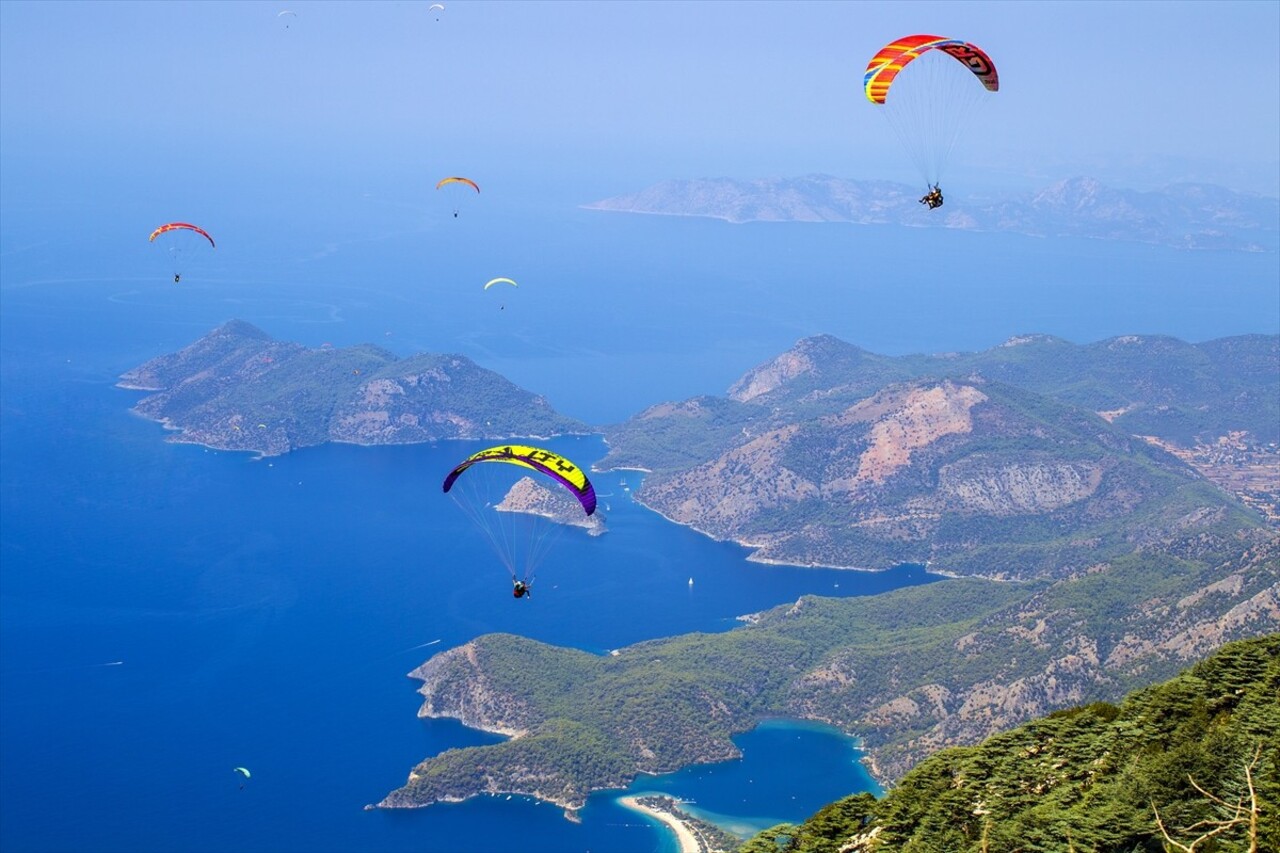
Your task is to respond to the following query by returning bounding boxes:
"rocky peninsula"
[619,795,739,853]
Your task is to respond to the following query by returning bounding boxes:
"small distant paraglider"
[149,222,215,283]
[277,10,297,28]
[436,176,479,217]
[233,767,251,789]
[429,3,445,21]
[484,278,516,309]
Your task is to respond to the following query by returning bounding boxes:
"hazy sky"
[3,0,1278,205]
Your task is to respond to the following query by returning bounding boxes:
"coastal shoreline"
[632,490,1025,582]
[617,795,703,853]
[633,495,891,573]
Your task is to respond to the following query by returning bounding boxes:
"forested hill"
[117,320,588,456]
[381,534,1278,814]
[740,633,1280,853]
[601,333,1278,577]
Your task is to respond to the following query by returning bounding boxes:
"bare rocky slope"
[601,333,1277,578]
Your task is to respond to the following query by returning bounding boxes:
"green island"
[117,319,588,456]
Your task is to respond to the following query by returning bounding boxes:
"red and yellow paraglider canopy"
[864,35,998,105]
[148,222,216,248]
[435,176,479,193]
[862,34,998,189]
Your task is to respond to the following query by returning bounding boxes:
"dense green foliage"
[962,334,1280,446]
[211,345,398,445]
[392,580,1031,808]
[407,717,636,806]
[740,634,1280,853]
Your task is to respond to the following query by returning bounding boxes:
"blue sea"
[2,197,1276,852]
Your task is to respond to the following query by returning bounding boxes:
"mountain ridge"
[584,175,1279,252]
[601,333,1277,577]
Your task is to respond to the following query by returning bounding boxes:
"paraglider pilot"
[174,274,181,283]
[919,184,944,210]
[513,579,531,599]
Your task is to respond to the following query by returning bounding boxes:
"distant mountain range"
[584,175,1279,252]
[117,320,588,456]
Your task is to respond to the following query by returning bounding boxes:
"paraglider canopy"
[483,278,517,290]
[149,222,216,282]
[864,35,998,105]
[435,176,479,194]
[436,177,479,217]
[233,767,251,779]
[863,34,998,190]
[443,445,596,516]
[148,223,215,248]
[442,445,598,592]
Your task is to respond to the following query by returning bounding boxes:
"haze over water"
[2,201,1276,851]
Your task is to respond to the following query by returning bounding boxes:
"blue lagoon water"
[2,200,1276,851]
[620,719,881,842]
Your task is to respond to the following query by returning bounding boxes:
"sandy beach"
[617,795,703,853]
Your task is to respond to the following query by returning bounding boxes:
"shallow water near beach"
[620,719,880,843]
